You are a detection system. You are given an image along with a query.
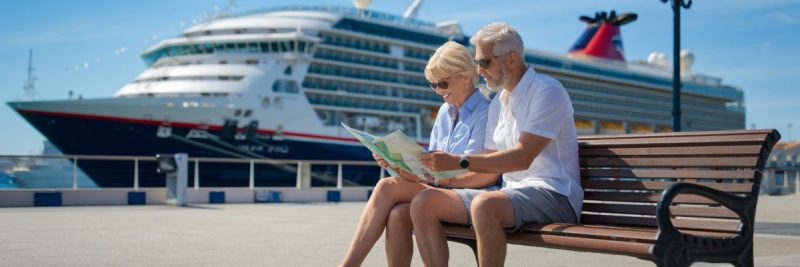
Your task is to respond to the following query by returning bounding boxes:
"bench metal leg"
[733,244,754,267]
[446,236,478,263]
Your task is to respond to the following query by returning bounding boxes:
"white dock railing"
[0,154,386,207]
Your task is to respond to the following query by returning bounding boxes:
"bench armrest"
[655,182,755,252]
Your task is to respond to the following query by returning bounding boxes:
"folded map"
[341,123,466,181]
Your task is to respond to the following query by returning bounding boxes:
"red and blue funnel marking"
[569,10,637,62]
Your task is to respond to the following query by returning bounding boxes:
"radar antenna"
[403,0,423,19]
[23,49,37,100]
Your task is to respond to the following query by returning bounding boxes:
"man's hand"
[419,151,461,171]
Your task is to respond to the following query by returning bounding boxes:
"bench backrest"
[577,129,780,234]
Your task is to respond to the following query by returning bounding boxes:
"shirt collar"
[509,66,537,98]
[448,90,483,121]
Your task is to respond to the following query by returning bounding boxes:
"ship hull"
[14,108,381,188]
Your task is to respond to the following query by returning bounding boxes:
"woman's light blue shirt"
[428,90,491,155]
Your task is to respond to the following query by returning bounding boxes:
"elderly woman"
[339,41,500,267]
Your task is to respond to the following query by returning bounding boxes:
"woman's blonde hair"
[424,41,478,85]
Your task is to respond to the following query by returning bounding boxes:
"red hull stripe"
[17,109,371,144]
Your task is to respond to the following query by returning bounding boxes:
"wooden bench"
[443,129,781,267]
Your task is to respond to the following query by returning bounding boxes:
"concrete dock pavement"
[0,195,799,266]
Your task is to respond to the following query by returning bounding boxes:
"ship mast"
[23,49,37,100]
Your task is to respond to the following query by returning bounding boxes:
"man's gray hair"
[470,22,524,57]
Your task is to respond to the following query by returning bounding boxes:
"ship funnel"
[352,0,372,10]
[569,10,637,62]
[680,49,694,76]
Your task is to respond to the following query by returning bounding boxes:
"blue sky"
[1,0,798,154]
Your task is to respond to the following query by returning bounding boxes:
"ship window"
[288,41,295,52]
[271,42,279,52]
[279,42,288,52]
[237,43,246,50]
[219,60,227,64]
[284,66,292,76]
[298,41,306,53]
[248,43,259,53]
[243,109,253,118]
[234,109,242,116]
[226,43,235,50]
[261,43,269,53]
[261,97,271,109]
[272,80,299,94]
[246,60,259,65]
[274,97,283,109]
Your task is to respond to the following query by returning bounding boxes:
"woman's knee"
[387,203,412,231]
[409,189,440,221]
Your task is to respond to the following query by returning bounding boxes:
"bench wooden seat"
[443,129,780,267]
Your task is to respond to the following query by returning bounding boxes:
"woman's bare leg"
[339,177,427,267]
[385,203,413,267]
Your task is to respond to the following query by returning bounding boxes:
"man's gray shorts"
[453,186,577,233]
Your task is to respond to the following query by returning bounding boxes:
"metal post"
[296,161,302,189]
[134,158,139,191]
[661,0,691,131]
[72,157,78,190]
[337,163,343,189]
[249,160,255,189]
[795,170,799,196]
[194,158,199,189]
[671,0,682,132]
[380,168,386,179]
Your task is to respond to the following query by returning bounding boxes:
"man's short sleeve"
[484,95,501,151]
[520,84,572,140]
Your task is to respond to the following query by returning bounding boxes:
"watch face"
[459,158,469,169]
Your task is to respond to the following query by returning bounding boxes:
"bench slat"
[580,169,756,180]
[579,145,763,157]
[578,129,774,141]
[505,231,655,258]
[581,180,753,193]
[580,157,759,168]
[582,203,739,219]
[584,191,719,204]
[579,135,767,147]
[580,214,741,233]
[519,223,657,242]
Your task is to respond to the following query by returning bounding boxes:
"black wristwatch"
[459,155,470,169]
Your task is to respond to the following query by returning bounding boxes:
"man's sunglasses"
[473,57,495,69]
[428,80,449,90]
[473,53,509,69]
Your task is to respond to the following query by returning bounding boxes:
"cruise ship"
[7,3,744,187]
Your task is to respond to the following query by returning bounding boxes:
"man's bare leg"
[409,188,469,267]
[470,191,515,267]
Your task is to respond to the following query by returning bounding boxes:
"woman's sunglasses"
[428,80,449,90]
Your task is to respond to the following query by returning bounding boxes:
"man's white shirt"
[484,67,583,219]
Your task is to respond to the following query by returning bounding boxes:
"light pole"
[660,0,692,132]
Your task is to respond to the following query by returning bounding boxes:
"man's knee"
[470,193,509,225]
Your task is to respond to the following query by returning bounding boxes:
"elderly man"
[415,22,582,267]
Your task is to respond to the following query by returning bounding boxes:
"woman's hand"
[419,152,461,171]
[372,153,391,169]
[374,153,429,184]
